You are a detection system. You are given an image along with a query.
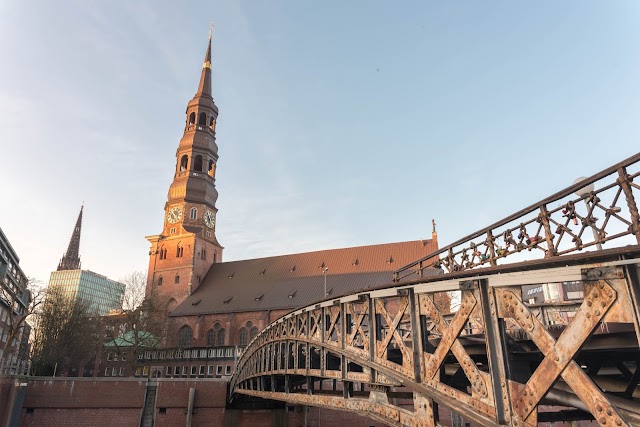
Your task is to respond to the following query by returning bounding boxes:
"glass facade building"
[48,270,125,316]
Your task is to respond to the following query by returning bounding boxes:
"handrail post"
[618,167,640,244]
[539,204,557,257]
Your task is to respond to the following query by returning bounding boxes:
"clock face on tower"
[204,210,215,228]
[167,206,182,224]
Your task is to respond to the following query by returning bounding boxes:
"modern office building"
[48,206,125,316]
[0,227,31,371]
[48,269,125,316]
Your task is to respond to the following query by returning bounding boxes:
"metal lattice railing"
[394,152,640,282]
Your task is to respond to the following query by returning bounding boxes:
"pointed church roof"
[57,205,83,271]
[196,27,213,97]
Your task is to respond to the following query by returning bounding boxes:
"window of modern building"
[119,367,125,376]
[182,366,188,377]
[207,365,214,376]
[190,365,197,376]
[199,365,205,376]
[174,366,180,376]
[166,366,172,376]
[216,365,223,376]
[225,365,232,375]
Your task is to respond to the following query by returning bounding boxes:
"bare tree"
[0,277,45,365]
[104,271,166,370]
[30,287,100,376]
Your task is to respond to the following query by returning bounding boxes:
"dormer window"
[386,256,394,264]
[227,272,234,279]
[259,268,266,275]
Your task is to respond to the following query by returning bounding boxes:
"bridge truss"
[231,153,640,426]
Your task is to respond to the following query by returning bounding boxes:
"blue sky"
[1,1,639,284]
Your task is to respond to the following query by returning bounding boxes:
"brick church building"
[135,32,439,379]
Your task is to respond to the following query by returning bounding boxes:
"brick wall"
[7,376,600,427]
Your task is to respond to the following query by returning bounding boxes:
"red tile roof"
[171,239,438,316]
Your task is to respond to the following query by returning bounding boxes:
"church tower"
[58,205,83,271]
[146,29,223,307]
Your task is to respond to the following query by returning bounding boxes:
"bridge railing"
[394,152,640,283]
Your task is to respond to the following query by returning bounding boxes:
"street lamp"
[572,177,602,250]
[322,267,329,298]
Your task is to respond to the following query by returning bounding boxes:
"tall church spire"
[58,205,83,271]
[197,25,213,97]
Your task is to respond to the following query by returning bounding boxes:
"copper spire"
[57,205,83,271]
[197,25,213,97]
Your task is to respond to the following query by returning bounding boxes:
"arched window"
[198,112,206,125]
[239,328,248,346]
[209,117,215,129]
[180,155,188,171]
[208,161,215,177]
[157,276,163,286]
[188,112,196,125]
[190,207,197,220]
[250,326,258,340]
[214,323,225,346]
[176,246,184,258]
[159,247,167,260]
[207,329,215,347]
[175,274,180,284]
[178,326,193,348]
[194,155,203,172]
[166,298,178,314]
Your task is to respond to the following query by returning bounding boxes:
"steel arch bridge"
[230,153,640,426]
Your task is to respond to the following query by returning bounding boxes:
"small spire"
[197,26,213,96]
[432,218,438,243]
[58,205,83,271]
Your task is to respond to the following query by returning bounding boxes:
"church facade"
[140,33,439,378]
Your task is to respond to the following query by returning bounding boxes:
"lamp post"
[573,177,602,250]
[322,267,329,298]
